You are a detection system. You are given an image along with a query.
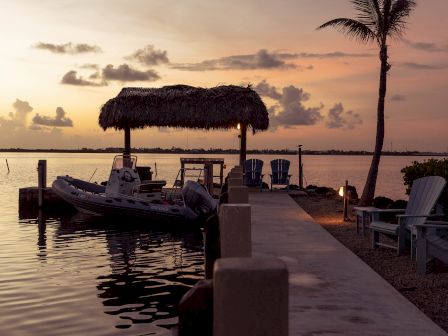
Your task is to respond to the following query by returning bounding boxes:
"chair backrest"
[244,159,263,186]
[270,159,290,184]
[405,176,446,227]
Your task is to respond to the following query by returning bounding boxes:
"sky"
[0,0,447,152]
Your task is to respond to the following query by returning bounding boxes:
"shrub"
[401,158,448,213]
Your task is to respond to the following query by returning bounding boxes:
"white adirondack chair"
[416,221,448,274]
[369,176,446,256]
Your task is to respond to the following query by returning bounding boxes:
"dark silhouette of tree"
[318,0,416,205]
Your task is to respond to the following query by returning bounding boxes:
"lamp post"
[298,145,303,189]
[339,180,350,221]
[238,123,247,167]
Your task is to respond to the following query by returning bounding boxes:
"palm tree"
[317,0,416,205]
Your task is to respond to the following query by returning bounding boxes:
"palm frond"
[351,0,382,32]
[388,0,416,37]
[317,18,377,43]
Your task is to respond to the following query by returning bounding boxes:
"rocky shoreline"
[291,192,448,333]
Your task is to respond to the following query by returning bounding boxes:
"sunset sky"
[1,0,447,151]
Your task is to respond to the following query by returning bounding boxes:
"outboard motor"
[182,181,218,216]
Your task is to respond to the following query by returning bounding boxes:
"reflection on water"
[4,211,204,336]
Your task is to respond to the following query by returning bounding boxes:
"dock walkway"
[250,192,447,336]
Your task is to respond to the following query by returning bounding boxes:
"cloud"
[401,62,448,70]
[10,99,33,126]
[296,52,373,58]
[80,63,100,70]
[171,49,373,71]
[255,80,361,131]
[126,45,169,66]
[390,94,406,101]
[254,80,282,100]
[404,39,448,53]
[61,70,105,86]
[34,42,102,54]
[325,103,362,129]
[32,107,74,127]
[102,64,160,82]
[171,49,297,71]
[255,81,324,129]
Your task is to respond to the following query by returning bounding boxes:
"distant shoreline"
[1,148,447,156]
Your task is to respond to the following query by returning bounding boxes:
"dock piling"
[37,160,47,208]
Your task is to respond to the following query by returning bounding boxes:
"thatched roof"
[99,85,269,131]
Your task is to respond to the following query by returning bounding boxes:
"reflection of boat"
[52,155,217,222]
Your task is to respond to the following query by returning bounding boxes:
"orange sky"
[0,0,447,151]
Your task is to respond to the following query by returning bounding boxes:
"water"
[0,152,445,335]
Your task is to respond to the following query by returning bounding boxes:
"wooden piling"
[37,160,47,208]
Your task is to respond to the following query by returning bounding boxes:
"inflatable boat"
[52,155,217,222]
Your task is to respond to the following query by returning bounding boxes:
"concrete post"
[228,186,249,203]
[37,160,47,208]
[219,204,251,258]
[229,171,242,179]
[227,177,243,187]
[214,257,289,336]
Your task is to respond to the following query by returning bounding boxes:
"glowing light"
[338,186,344,197]
[237,123,241,130]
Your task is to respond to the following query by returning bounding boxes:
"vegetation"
[318,0,416,206]
[401,159,448,212]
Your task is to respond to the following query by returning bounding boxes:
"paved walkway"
[250,192,447,336]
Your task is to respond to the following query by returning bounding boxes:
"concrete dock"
[250,192,447,336]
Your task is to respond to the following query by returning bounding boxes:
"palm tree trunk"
[359,46,388,206]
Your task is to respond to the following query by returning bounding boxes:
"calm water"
[0,152,445,335]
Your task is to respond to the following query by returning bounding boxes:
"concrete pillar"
[229,171,242,179]
[214,257,289,336]
[219,204,251,258]
[228,186,249,203]
[227,177,243,187]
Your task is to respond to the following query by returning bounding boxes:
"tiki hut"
[99,85,269,165]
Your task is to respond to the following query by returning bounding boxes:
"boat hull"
[52,176,197,223]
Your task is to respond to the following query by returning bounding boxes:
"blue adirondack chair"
[244,159,264,190]
[270,159,291,191]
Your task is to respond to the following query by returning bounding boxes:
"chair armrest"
[397,214,431,218]
[415,222,448,239]
[369,208,406,213]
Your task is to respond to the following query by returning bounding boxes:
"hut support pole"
[239,124,247,167]
[123,125,131,167]
[124,126,131,156]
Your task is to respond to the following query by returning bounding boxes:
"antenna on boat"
[88,168,98,182]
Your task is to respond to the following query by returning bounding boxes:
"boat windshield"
[111,155,137,169]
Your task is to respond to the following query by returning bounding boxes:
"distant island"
[1,147,447,156]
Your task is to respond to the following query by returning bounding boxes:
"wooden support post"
[124,125,131,167]
[214,257,289,336]
[343,180,349,221]
[219,204,251,258]
[37,160,47,208]
[239,124,247,167]
[298,145,303,189]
